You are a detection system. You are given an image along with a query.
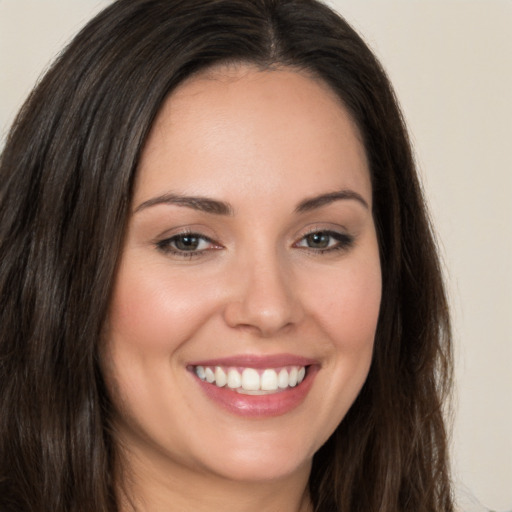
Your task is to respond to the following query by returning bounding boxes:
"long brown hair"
[0,1,453,510]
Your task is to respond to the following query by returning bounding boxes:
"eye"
[156,232,219,256]
[295,230,354,252]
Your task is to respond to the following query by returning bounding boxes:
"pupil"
[176,235,199,251]
[307,232,329,248]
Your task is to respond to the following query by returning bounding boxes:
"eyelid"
[293,226,355,253]
[294,223,348,241]
[153,224,355,259]
[155,230,223,258]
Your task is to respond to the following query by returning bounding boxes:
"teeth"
[289,367,298,387]
[196,366,206,380]
[278,368,289,389]
[194,365,307,393]
[205,367,215,383]
[227,368,242,388]
[214,366,227,387]
[260,369,278,391]
[241,368,260,391]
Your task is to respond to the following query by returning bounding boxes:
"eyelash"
[294,229,355,254]
[156,229,354,258]
[156,231,219,258]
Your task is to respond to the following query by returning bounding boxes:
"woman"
[0,0,453,511]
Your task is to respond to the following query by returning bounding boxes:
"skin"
[103,65,382,512]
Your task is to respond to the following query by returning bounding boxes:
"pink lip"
[188,355,320,418]
[188,353,318,369]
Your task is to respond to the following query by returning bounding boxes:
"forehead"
[135,64,371,208]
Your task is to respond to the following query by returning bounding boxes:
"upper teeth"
[194,365,306,393]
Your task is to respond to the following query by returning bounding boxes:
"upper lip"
[188,353,318,369]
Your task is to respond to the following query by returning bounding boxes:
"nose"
[222,253,304,337]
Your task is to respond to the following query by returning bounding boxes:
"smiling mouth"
[192,365,308,395]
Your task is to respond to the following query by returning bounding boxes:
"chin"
[189,428,318,484]
[205,453,312,484]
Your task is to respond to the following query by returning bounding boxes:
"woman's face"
[104,65,381,485]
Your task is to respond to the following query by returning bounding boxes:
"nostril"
[223,300,299,337]
[222,261,305,335]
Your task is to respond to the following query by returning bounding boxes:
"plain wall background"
[1,1,510,510]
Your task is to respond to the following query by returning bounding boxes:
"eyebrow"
[134,189,369,216]
[295,190,369,213]
[134,193,233,215]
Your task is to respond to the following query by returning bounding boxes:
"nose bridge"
[223,243,303,336]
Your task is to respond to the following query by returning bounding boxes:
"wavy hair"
[0,0,453,510]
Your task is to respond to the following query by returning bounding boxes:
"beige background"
[1,1,510,510]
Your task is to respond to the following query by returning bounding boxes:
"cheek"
[107,258,221,354]
[292,254,381,443]
[307,256,382,352]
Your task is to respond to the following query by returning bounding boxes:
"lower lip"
[192,366,318,418]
